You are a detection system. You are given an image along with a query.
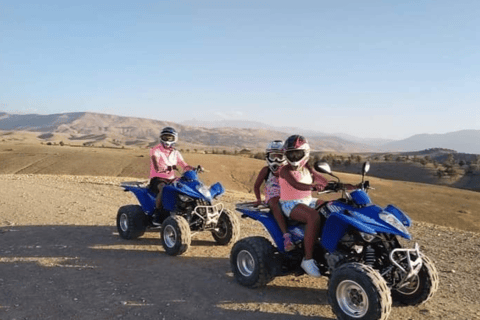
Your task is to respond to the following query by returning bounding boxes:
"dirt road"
[1,174,479,319]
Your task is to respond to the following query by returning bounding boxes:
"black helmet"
[160,127,178,148]
[283,135,310,168]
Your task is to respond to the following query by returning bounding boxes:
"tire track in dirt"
[230,172,250,193]
[13,156,53,174]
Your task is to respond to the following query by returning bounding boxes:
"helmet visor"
[286,150,305,163]
[268,153,285,162]
[161,134,175,142]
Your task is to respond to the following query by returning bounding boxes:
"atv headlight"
[178,194,193,202]
[379,213,410,236]
[196,185,212,200]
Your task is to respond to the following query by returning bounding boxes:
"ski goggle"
[161,134,176,142]
[268,153,285,161]
[286,150,305,162]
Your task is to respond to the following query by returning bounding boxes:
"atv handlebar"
[195,165,211,173]
[315,180,373,195]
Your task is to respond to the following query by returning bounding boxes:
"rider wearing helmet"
[279,135,329,277]
[265,140,287,173]
[253,140,294,251]
[150,126,194,224]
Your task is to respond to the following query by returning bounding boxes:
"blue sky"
[1,0,479,139]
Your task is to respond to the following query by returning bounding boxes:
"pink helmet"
[283,135,310,169]
[265,140,286,172]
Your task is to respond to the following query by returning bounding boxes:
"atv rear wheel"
[212,209,240,245]
[230,236,275,288]
[328,263,392,320]
[161,216,191,256]
[391,254,439,306]
[116,205,146,240]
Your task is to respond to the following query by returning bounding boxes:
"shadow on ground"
[0,225,333,320]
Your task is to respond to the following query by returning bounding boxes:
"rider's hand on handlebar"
[357,181,370,189]
[311,184,325,191]
[325,182,344,192]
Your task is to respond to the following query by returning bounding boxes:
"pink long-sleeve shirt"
[149,144,189,180]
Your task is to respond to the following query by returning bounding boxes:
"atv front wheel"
[116,205,146,240]
[212,209,240,245]
[328,263,392,320]
[230,237,275,288]
[161,216,191,256]
[391,254,439,306]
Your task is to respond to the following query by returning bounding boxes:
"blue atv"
[117,166,240,256]
[231,162,439,320]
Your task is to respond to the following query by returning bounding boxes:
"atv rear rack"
[120,180,149,188]
[236,202,270,213]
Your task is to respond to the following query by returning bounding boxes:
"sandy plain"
[0,138,479,319]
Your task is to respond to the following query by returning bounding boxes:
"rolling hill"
[1,112,479,154]
[0,112,374,152]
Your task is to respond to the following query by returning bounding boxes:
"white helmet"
[160,127,178,148]
[265,140,286,172]
[283,135,310,169]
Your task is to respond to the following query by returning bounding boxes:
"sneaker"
[283,233,295,252]
[301,258,321,278]
[151,209,162,226]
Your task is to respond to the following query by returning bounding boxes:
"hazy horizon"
[1,1,479,140]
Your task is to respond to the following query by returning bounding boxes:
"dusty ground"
[0,174,479,320]
[0,141,479,319]
[2,142,480,233]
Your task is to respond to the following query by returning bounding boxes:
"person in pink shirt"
[150,127,194,224]
[279,135,329,277]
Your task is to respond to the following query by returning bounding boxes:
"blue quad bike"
[117,166,240,256]
[231,162,439,320]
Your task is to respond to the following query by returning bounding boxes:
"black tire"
[391,254,439,306]
[161,216,191,256]
[328,263,392,320]
[211,209,240,245]
[230,237,276,288]
[116,205,146,240]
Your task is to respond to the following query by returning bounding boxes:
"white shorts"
[279,197,317,218]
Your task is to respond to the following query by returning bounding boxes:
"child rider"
[278,135,329,277]
[253,140,295,252]
[149,126,194,225]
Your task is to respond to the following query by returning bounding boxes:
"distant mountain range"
[0,112,372,152]
[380,130,480,154]
[1,112,479,154]
[182,118,480,154]
[182,119,395,147]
